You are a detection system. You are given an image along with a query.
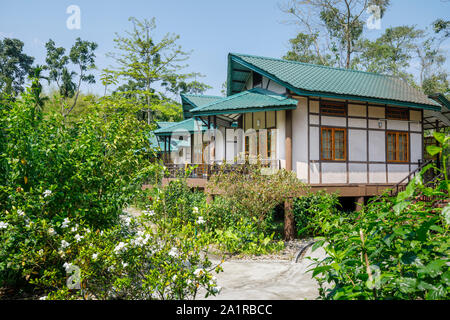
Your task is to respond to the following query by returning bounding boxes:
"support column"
[285,109,292,171]
[284,198,295,241]
[356,196,365,212]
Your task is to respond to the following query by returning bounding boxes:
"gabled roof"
[228,53,441,110]
[153,118,208,136]
[190,87,297,116]
[181,94,222,119]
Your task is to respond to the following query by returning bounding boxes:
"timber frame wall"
[302,96,424,186]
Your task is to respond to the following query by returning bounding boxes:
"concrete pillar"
[285,110,292,171]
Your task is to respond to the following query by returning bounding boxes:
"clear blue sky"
[1,0,449,99]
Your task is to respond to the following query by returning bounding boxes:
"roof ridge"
[181,93,223,99]
[230,52,401,80]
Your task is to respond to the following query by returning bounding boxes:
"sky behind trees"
[1,0,449,98]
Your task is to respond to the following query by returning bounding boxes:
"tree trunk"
[284,198,295,241]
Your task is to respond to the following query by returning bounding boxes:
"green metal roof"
[149,133,189,152]
[156,121,177,129]
[181,94,222,119]
[153,118,208,136]
[190,87,297,116]
[228,53,441,110]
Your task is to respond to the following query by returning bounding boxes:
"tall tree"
[355,26,424,81]
[0,38,34,98]
[45,38,97,119]
[280,0,390,68]
[106,17,210,124]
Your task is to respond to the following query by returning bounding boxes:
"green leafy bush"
[309,133,449,300]
[293,191,343,238]
[0,92,157,289]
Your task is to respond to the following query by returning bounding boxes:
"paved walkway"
[200,247,325,300]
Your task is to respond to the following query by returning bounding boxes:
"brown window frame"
[320,127,347,161]
[320,101,347,117]
[386,131,409,163]
[386,107,409,121]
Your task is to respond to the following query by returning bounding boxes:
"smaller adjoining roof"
[181,94,223,119]
[153,118,208,136]
[190,87,298,116]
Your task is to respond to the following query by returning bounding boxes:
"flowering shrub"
[0,208,222,300]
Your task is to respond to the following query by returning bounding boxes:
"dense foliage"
[309,133,449,300]
[293,191,341,238]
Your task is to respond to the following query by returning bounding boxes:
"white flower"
[143,209,155,216]
[193,207,199,214]
[60,240,70,249]
[63,262,72,271]
[168,247,178,258]
[0,221,9,229]
[71,224,78,232]
[61,218,70,229]
[43,189,52,198]
[74,234,83,242]
[196,216,205,225]
[172,275,177,281]
[193,268,204,277]
[17,209,25,217]
[114,242,127,253]
[92,253,98,260]
[37,249,44,256]
[122,262,128,268]
[39,296,47,300]
[48,228,57,236]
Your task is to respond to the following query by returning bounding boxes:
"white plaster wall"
[387,120,408,131]
[348,118,366,128]
[267,78,287,94]
[309,127,320,160]
[369,119,385,129]
[369,164,386,183]
[388,164,410,183]
[349,164,367,184]
[310,114,319,125]
[410,133,422,163]
[369,131,385,162]
[322,163,347,184]
[309,162,320,184]
[349,129,367,162]
[276,110,286,162]
[214,127,226,162]
[292,98,308,180]
[410,122,422,132]
[322,116,346,127]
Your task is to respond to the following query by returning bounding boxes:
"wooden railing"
[163,159,281,179]
[387,159,434,197]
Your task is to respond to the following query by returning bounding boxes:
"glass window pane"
[387,133,396,161]
[321,129,332,159]
[334,130,344,159]
[399,134,407,161]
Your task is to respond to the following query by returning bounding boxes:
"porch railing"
[163,159,281,179]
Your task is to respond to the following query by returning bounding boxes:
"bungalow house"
[153,53,450,203]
